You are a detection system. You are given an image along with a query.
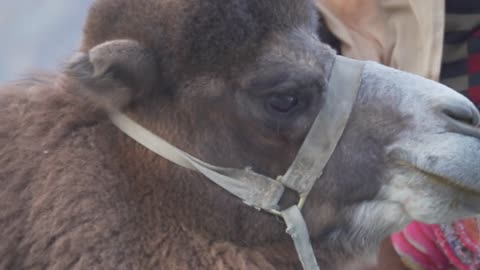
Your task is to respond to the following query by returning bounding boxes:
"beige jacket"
[315,0,445,80]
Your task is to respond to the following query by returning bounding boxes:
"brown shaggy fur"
[0,0,393,269]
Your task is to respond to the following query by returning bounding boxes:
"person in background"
[315,0,480,269]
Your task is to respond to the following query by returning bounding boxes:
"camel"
[1,0,480,269]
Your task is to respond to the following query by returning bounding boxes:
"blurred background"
[0,1,93,82]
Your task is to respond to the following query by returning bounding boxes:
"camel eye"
[267,93,298,113]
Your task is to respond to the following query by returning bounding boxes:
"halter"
[109,55,364,270]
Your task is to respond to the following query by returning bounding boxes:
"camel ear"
[65,39,157,110]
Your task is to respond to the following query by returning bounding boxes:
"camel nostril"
[473,108,480,127]
[443,106,480,127]
[442,104,480,139]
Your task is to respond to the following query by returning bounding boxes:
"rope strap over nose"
[108,55,365,270]
[280,56,364,198]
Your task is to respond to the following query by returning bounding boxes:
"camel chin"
[384,128,480,224]
[381,163,480,224]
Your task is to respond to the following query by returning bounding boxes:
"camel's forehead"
[166,0,319,32]
[170,0,321,71]
[84,0,320,44]
[83,0,320,74]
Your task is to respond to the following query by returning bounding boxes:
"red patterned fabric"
[391,219,480,270]
[468,30,480,106]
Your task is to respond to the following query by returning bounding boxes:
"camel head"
[65,0,480,268]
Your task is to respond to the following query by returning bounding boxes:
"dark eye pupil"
[268,94,298,113]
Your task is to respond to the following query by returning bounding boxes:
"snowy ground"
[0,1,93,82]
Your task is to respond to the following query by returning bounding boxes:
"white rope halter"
[109,55,364,270]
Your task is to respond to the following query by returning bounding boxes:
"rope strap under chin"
[282,206,320,270]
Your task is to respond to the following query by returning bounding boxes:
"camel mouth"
[416,165,480,198]
[390,133,480,187]
[397,159,480,197]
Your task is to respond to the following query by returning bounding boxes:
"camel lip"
[399,159,480,197]
[420,168,480,197]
